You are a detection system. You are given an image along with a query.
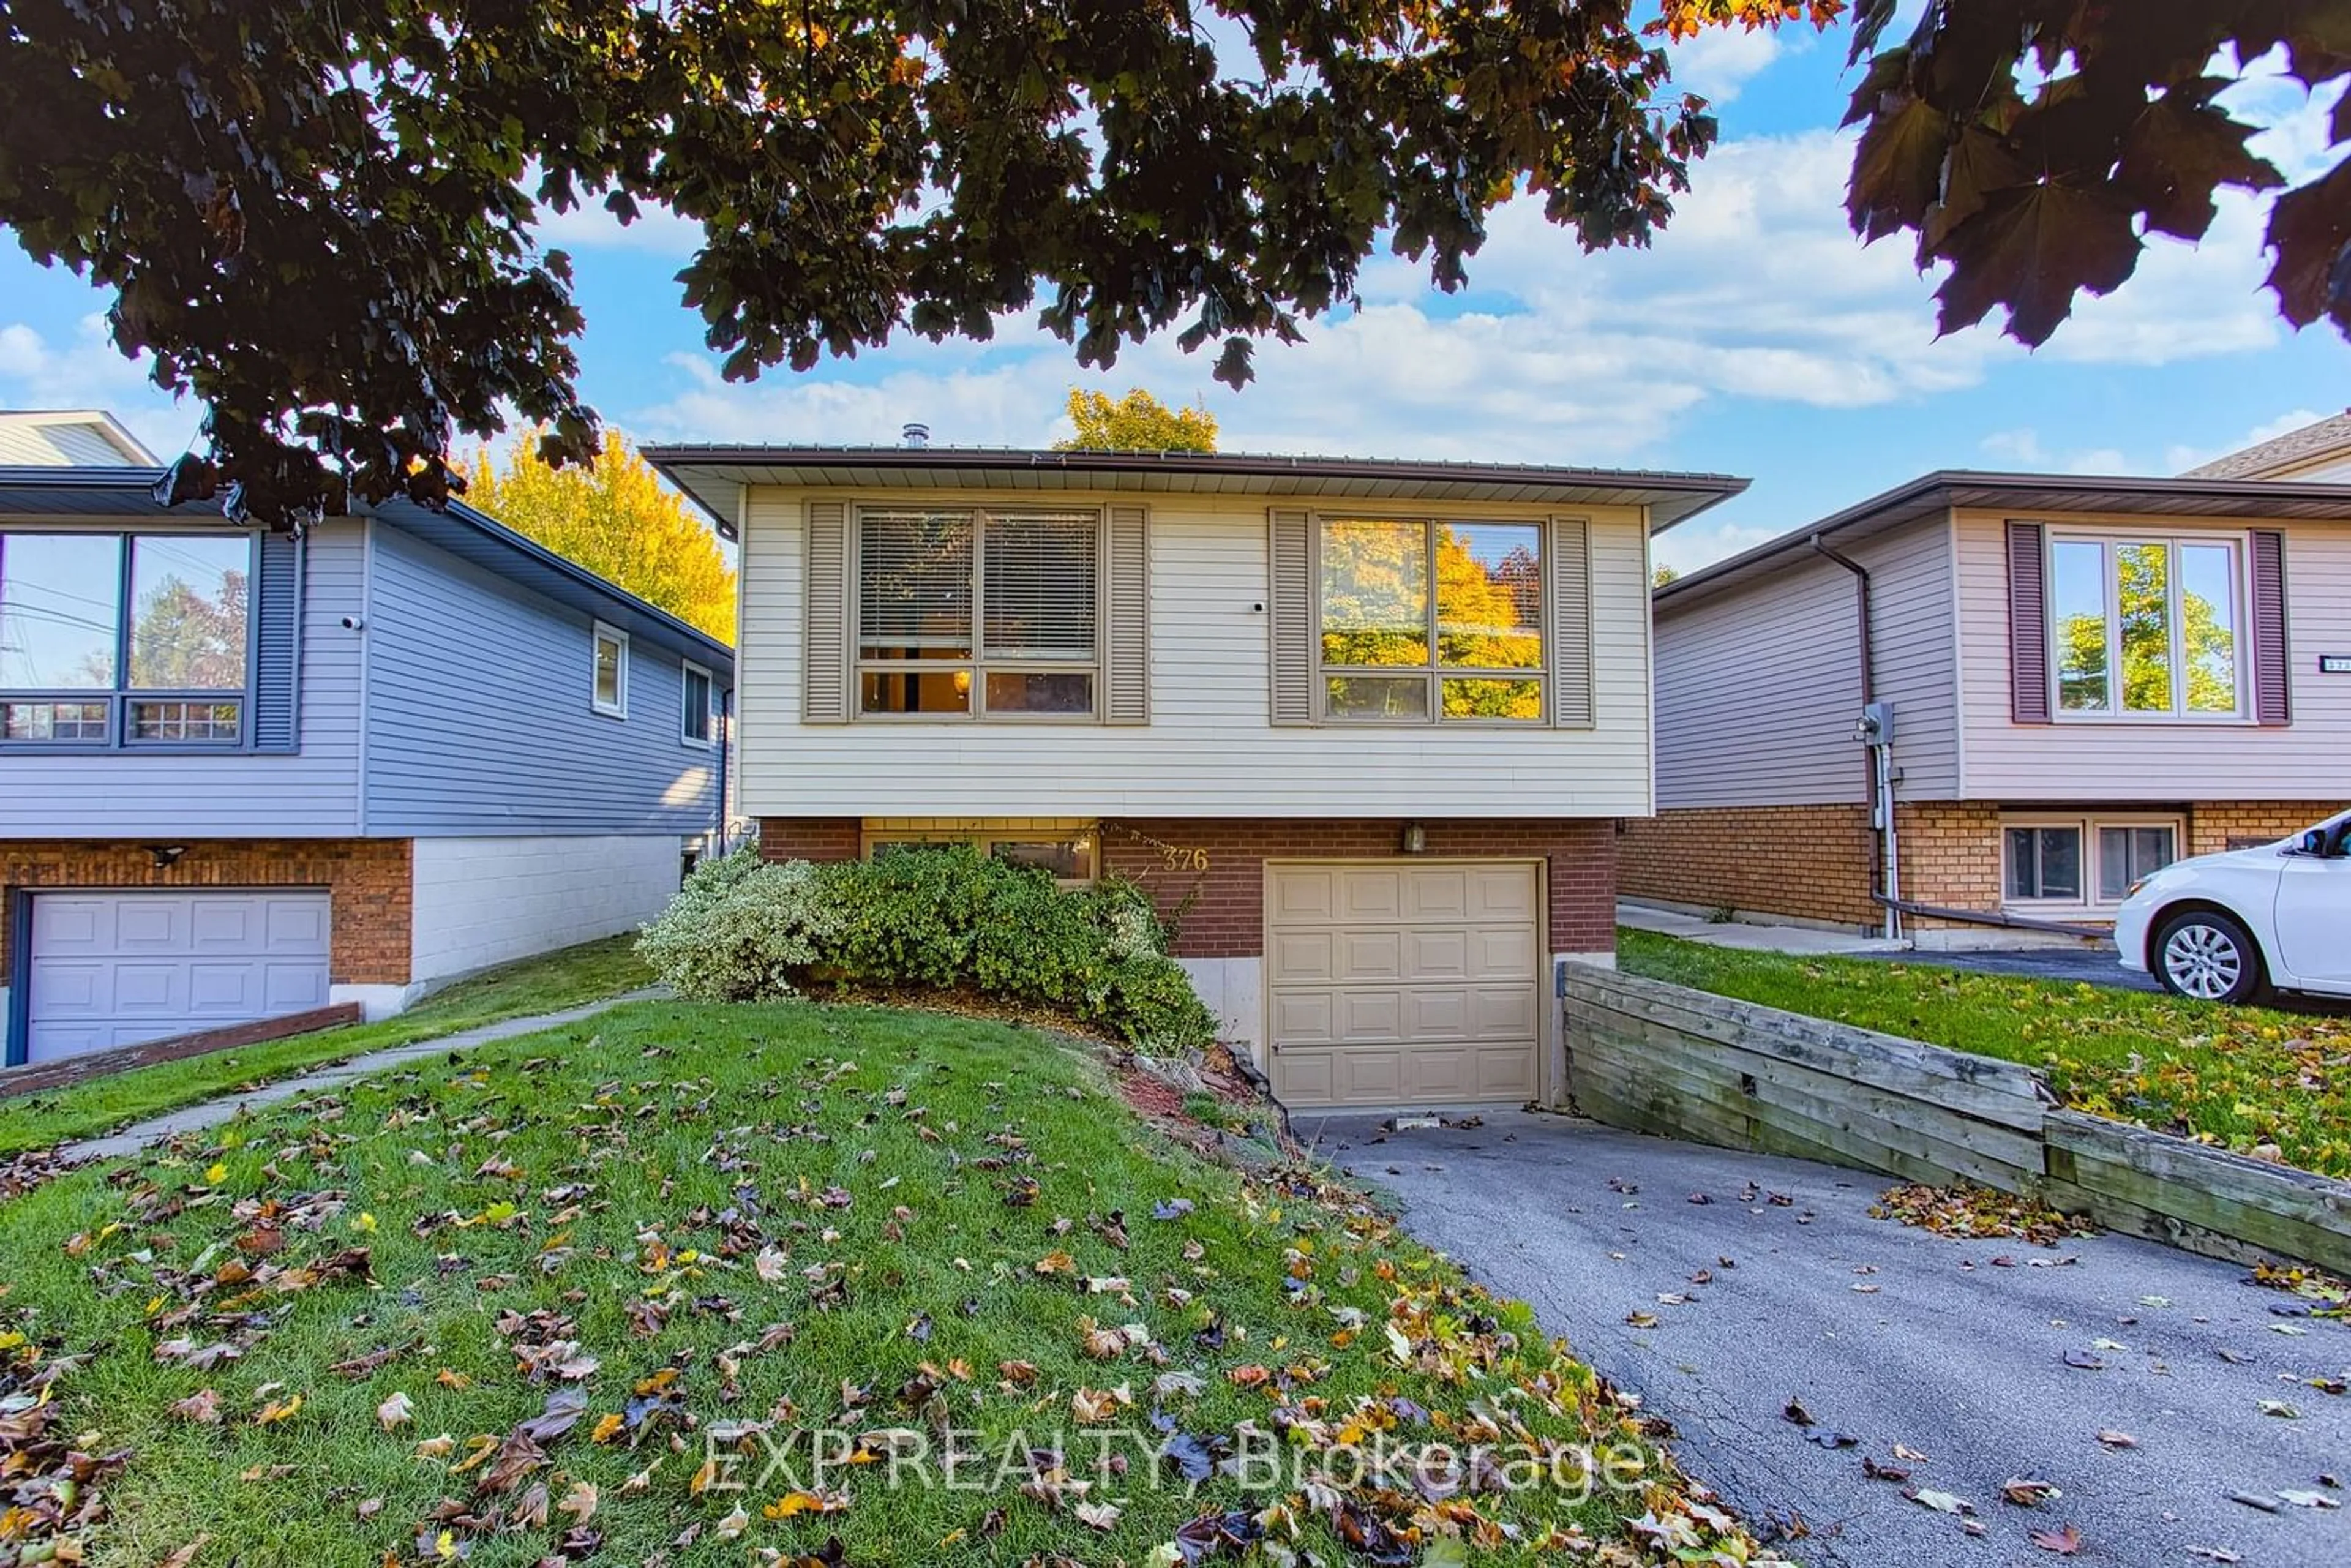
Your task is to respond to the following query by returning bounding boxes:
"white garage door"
[26,891,332,1063]
[1266,861,1542,1108]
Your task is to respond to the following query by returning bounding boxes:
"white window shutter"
[1104,504,1150,725]
[803,501,850,722]
[1268,508,1314,726]
[1550,516,1593,729]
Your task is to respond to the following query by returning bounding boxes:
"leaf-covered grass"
[0,1001,1764,1567]
[0,936,653,1157]
[1618,929,2351,1178]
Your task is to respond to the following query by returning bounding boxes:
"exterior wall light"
[1401,822,1427,855]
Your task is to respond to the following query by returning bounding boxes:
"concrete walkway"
[59,988,665,1163]
[1313,1111,2348,1568]
[1619,901,1907,957]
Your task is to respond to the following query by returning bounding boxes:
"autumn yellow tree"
[463,429,736,643]
[1054,389,1218,453]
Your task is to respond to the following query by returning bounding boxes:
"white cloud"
[619,85,2322,470]
[533,193,702,258]
[2164,405,2338,473]
[1666,28,1784,105]
[1654,517,1796,576]
[0,313,201,458]
[1979,429,2131,474]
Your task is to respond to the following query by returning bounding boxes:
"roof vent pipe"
[901,422,929,449]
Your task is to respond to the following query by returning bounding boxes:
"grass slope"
[1619,929,2351,1178]
[0,1001,1763,1567]
[0,936,652,1157]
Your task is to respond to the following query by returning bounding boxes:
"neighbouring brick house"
[1623,470,2350,946]
[2,431,735,1067]
[649,442,1745,1109]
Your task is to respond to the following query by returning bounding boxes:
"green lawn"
[0,935,652,1157]
[0,1000,1760,1567]
[1618,928,2351,1179]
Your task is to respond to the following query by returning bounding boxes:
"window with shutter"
[852,506,1103,719]
[1302,514,1550,724]
[2036,528,2255,721]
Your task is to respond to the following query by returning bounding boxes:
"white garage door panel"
[1267,861,1542,1108]
[26,892,332,1063]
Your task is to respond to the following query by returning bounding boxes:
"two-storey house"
[2,452,734,1066]
[1624,470,2350,957]
[647,442,1745,1109]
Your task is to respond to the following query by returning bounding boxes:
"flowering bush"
[638,846,1217,1048]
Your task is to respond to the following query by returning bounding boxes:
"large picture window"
[857,508,1099,719]
[0,530,253,746]
[2049,535,2243,719]
[1317,517,1545,723]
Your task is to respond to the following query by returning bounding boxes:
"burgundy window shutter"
[2006,521,2050,724]
[2251,529,2292,726]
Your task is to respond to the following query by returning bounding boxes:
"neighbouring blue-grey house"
[0,424,734,1067]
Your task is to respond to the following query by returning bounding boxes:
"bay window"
[2049,535,2244,719]
[0,530,253,746]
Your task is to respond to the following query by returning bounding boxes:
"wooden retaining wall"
[1562,964,2351,1276]
[0,1003,361,1100]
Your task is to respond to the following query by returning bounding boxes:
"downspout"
[1812,536,1901,940]
[714,685,733,851]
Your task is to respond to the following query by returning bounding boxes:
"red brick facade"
[756,816,1619,959]
[0,839,414,986]
[757,819,864,865]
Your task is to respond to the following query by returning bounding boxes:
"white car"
[2115,808,2351,1004]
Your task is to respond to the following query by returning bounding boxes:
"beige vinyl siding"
[1954,508,2351,800]
[0,420,127,467]
[737,486,1654,817]
[1654,512,1959,809]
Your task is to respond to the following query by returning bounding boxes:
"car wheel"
[2151,908,2265,1004]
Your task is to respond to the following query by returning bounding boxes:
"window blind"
[982,512,1097,658]
[859,509,973,654]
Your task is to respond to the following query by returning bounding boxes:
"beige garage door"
[1266,860,1542,1108]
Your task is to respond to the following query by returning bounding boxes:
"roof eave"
[640,445,1750,532]
[1655,468,2351,611]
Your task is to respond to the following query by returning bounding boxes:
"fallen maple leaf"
[168,1389,223,1425]
[377,1391,414,1430]
[555,1479,596,1525]
[2031,1523,2083,1555]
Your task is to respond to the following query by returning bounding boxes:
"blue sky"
[2,16,2345,570]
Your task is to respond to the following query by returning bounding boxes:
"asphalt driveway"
[1311,1110,2347,1567]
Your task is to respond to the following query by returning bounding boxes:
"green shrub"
[637,846,1218,1048]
